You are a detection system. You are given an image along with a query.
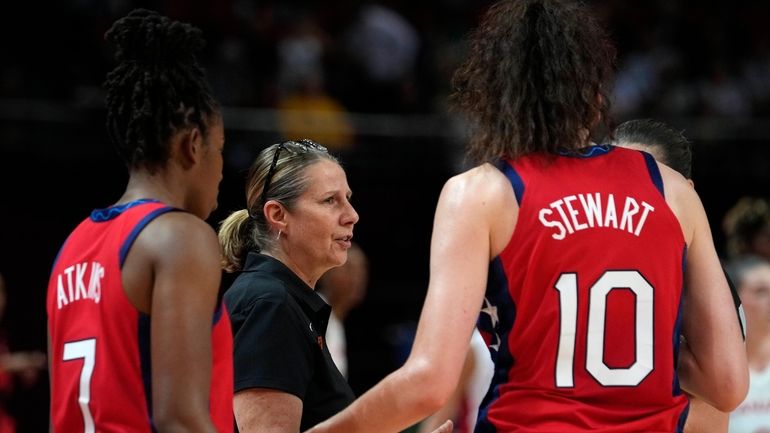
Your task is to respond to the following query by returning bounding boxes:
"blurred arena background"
[0,1,768,430]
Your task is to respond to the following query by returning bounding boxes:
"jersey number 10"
[554,270,653,388]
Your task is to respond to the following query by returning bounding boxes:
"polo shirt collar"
[243,251,330,315]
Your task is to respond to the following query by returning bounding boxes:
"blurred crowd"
[1,1,769,432]
[2,0,769,120]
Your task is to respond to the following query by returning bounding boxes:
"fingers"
[432,420,453,433]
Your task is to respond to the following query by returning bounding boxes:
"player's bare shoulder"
[136,211,220,262]
[441,163,518,255]
[443,163,514,207]
[658,161,699,245]
[120,210,220,311]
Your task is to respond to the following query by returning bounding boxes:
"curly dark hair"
[103,8,219,171]
[451,0,616,164]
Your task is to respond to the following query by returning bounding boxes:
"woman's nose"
[344,201,359,225]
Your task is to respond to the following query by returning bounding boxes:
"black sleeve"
[230,298,315,398]
[723,267,746,341]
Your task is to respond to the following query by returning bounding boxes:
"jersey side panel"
[211,301,234,432]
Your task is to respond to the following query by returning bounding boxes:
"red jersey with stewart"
[475,145,689,433]
[46,199,233,433]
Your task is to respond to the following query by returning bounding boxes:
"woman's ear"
[263,201,288,232]
[176,127,203,168]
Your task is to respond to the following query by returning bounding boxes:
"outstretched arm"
[307,166,512,433]
[418,347,476,433]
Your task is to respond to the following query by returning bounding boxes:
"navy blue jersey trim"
[495,159,525,205]
[213,301,224,325]
[676,401,690,433]
[672,245,689,433]
[557,144,613,158]
[475,257,517,433]
[672,245,687,397]
[50,233,74,274]
[138,313,158,432]
[119,207,178,267]
[642,152,665,197]
[90,199,161,222]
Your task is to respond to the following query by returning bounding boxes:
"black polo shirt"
[224,252,354,431]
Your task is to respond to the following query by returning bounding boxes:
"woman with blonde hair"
[219,139,359,432]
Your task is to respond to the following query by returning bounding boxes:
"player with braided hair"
[103,8,220,171]
[47,9,232,432]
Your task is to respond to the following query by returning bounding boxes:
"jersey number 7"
[63,338,96,433]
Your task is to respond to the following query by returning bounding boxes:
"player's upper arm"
[673,179,748,410]
[659,161,696,245]
[146,212,222,303]
[409,164,515,399]
[141,211,222,430]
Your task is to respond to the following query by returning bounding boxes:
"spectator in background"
[276,14,355,151]
[276,13,327,95]
[723,197,770,262]
[725,256,770,433]
[0,273,46,433]
[317,242,369,378]
[698,59,751,118]
[343,2,421,112]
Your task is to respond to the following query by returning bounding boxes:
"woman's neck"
[262,249,319,289]
[120,171,181,209]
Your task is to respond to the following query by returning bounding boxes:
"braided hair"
[103,8,219,171]
[451,0,616,164]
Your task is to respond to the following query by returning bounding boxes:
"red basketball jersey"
[475,146,689,433]
[47,200,233,433]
